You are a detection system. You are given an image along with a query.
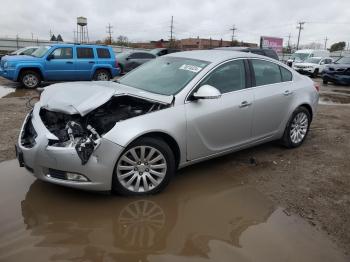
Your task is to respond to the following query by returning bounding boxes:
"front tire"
[281,107,311,148]
[94,69,111,81]
[20,70,41,89]
[312,69,319,78]
[112,137,175,196]
[323,79,328,84]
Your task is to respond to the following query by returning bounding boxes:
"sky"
[0,0,349,48]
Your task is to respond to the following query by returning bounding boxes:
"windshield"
[304,57,321,64]
[118,56,210,95]
[291,53,310,62]
[335,57,350,64]
[31,46,50,58]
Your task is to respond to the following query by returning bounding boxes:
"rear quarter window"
[97,48,111,58]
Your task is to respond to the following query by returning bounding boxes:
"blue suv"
[0,44,119,88]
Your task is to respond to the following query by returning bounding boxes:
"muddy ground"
[0,76,349,261]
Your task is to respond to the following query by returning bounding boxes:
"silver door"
[250,59,294,140]
[185,59,254,160]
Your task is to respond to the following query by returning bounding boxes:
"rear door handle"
[89,61,95,64]
[283,90,293,96]
[239,101,252,108]
[66,61,73,64]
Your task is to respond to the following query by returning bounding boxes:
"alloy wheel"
[116,146,167,193]
[23,74,38,88]
[290,112,309,144]
[96,71,109,81]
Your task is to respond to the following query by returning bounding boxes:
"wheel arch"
[17,67,44,81]
[92,66,113,79]
[124,131,181,169]
[298,103,313,121]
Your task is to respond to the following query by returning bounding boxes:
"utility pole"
[324,36,329,50]
[170,16,174,47]
[106,23,113,45]
[296,21,305,50]
[287,33,291,50]
[49,29,53,38]
[230,25,237,46]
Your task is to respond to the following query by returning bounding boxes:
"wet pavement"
[0,159,348,262]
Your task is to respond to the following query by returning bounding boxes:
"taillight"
[314,83,320,92]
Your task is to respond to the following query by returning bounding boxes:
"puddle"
[0,159,347,262]
[319,93,350,105]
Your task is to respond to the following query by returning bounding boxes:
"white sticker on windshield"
[179,64,203,73]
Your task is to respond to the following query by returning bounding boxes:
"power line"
[296,21,305,50]
[106,23,113,45]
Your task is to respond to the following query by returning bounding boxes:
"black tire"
[20,70,41,89]
[312,69,319,78]
[93,69,111,81]
[281,107,311,148]
[323,79,328,84]
[112,137,175,196]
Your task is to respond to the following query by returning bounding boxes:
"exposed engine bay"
[39,95,169,164]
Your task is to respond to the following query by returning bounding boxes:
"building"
[179,37,258,50]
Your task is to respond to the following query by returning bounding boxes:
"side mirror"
[47,54,54,60]
[193,85,221,100]
[320,61,325,65]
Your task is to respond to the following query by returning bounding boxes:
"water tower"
[76,16,89,43]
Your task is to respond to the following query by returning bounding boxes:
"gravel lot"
[0,76,349,255]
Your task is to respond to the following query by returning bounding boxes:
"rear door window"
[251,59,282,86]
[280,66,293,82]
[97,48,111,58]
[77,47,94,59]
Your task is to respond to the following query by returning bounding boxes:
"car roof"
[167,50,264,63]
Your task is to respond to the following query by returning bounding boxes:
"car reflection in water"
[20,166,274,262]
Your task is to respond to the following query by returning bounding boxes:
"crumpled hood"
[40,81,173,116]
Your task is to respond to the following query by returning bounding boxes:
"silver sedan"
[16,50,319,195]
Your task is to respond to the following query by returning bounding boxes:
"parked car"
[116,51,156,74]
[16,50,319,195]
[215,47,279,60]
[9,46,39,56]
[287,49,330,67]
[322,56,350,85]
[293,57,333,77]
[0,44,119,88]
[150,48,181,56]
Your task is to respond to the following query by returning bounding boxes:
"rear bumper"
[17,105,124,191]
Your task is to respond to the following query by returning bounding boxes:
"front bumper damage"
[16,104,124,191]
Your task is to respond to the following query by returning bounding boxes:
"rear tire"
[94,69,111,81]
[112,137,175,196]
[281,107,311,148]
[20,70,41,89]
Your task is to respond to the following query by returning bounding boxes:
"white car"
[287,49,330,67]
[293,57,333,77]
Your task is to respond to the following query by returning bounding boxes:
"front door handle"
[283,90,293,96]
[66,61,73,64]
[89,61,95,64]
[239,101,252,108]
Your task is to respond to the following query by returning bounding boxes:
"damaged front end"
[40,95,170,165]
